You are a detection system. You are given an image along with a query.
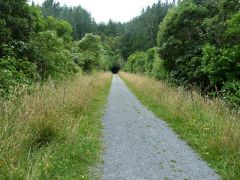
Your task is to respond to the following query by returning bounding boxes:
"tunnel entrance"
[111,66,120,74]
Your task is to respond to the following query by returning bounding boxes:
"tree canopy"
[124,0,240,106]
[1,0,240,106]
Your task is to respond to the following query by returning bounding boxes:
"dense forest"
[0,0,240,106]
[0,0,122,98]
[124,0,240,107]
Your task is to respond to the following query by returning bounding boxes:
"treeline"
[124,0,240,106]
[40,0,126,39]
[119,1,174,60]
[41,0,174,60]
[2,0,240,105]
[0,0,120,98]
[41,0,97,40]
[40,0,124,70]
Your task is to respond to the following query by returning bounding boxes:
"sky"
[30,0,161,23]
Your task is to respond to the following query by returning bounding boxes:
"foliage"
[144,48,156,76]
[0,1,38,97]
[44,16,73,41]
[97,20,124,37]
[120,1,173,60]
[124,51,147,73]
[0,0,33,43]
[30,30,80,79]
[156,0,240,88]
[41,0,97,40]
[75,33,108,71]
[152,57,167,80]
[157,0,207,84]
[124,47,168,80]
[123,0,240,106]
[221,81,240,106]
[202,44,240,88]
[30,5,46,33]
[0,0,116,98]
[0,48,39,97]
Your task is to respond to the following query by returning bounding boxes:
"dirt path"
[102,74,220,180]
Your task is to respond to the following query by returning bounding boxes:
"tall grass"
[120,72,240,180]
[0,72,112,179]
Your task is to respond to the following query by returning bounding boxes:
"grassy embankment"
[0,72,112,179]
[120,72,240,180]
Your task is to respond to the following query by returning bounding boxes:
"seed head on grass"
[0,72,112,179]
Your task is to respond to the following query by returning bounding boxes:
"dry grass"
[0,72,112,179]
[120,71,240,180]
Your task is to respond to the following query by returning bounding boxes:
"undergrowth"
[120,71,240,180]
[0,72,112,179]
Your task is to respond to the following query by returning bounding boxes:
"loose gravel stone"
[102,74,220,180]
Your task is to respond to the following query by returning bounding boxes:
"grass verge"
[0,72,112,179]
[120,71,240,180]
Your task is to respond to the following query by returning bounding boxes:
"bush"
[144,48,157,76]
[77,33,110,72]
[152,57,167,80]
[124,51,147,73]
[202,44,240,89]
[0,47,39,98]
[31,30,80,79]
[221,81,240,106]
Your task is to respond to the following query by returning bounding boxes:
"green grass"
[39,76,112,179]
[120,72,240,180]
[0,72,112,179]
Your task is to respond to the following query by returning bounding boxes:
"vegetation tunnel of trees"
[0,0,240,107]
[111,65,120,74]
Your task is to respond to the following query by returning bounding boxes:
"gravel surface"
[102,74,220,180]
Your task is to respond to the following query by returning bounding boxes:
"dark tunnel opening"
[111,66,120,74]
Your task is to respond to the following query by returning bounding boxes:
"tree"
[77,33,108,71]
[31,30,79,79]
[42,0,61,19]
[41,1,96,40]
[157,0,207,85]
[119,1,172,60]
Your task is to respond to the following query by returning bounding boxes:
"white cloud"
[30,0,160,23]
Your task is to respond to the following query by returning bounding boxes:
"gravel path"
[102,75,220,180]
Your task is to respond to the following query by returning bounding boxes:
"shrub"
[31,30,80,79]
[152,57,167,80]
[0,47,39,98]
